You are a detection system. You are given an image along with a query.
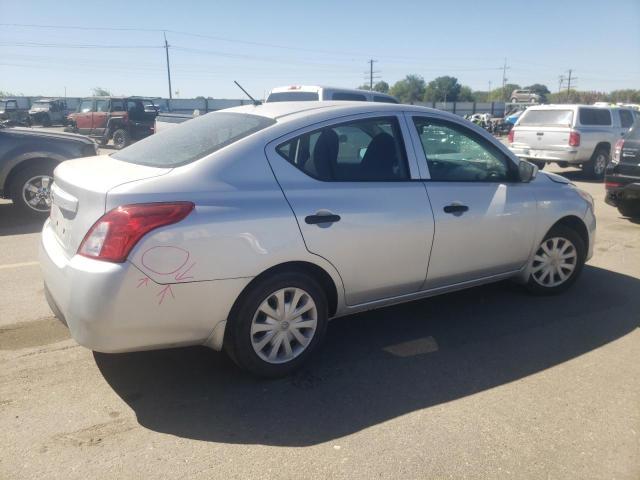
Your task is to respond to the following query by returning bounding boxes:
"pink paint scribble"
[174,262,195,281]
[137,277,150,288]
[157,284,175,305]
[141,246,190,275]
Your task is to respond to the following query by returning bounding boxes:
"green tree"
[357,84,372,91]
[92,87,111,96]
[423,76,462,102]
[373,81,390,94]
[608,89,640,103]
[458,85,475,102]
[390,74,426,104]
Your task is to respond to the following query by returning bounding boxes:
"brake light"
[569,131,580,147]
[508,129,514,143]
[605,182,623,189]
[612,139,624,163]
[78,202,194,262]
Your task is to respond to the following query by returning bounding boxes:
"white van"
[266,85,398,104]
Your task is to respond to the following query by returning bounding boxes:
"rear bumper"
[510,146,582,163]
[605,177,640,207]
[39,220,250,353]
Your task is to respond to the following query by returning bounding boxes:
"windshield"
[267,91,319,102]
[519,109,573,127]
[111,112,275,167]
[31,102,50,109]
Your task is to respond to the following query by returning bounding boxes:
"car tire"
[225,271,329,378]
[530,160,545,170]
[10,164,55,216]
[511,97,518,103]
[581,147,609,180]
[617,201,640,219]
[525,224,586,295]
[112,129,130,150]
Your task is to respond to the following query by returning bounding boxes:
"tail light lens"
[78,202,194,263]
[569,131,581,147]
[612,139,624,164]
[508,129,514,143]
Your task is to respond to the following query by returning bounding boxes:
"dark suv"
[66,97,157,149]
[0,125,97,215]
[605,125,640,218]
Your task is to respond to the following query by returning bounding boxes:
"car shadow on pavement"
[95,265,639,447]
[0,203,46,236]
[556,169,604,184]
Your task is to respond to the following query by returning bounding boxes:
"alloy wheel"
[22,175,53,212]
[594,152,607,176]
[530,237,578,288]
[250,287,318,364]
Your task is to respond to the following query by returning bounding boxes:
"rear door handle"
[305,213,341,225]
[443,204,469,214]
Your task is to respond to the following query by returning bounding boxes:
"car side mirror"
[518,160,538,183]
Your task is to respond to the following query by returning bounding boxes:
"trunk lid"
[512,126,572,152]
[50,155,170,256]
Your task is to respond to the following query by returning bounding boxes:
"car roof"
[223,100,458,125]
[268,85,395,98]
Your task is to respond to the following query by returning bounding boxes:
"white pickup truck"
[509,105,637,179]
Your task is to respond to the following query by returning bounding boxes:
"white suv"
[509,104,636,179]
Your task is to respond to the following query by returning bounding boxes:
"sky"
[1,0,639,99]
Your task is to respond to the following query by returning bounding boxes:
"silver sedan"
[40,102,596,377]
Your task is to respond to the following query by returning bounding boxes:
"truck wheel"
[112,129,130,150]
[530,160,545,170]
[618,201,640,219]
[10,164,55,216]
[41,115,52,127]
[511,97,518,103]
[581,147,609,180]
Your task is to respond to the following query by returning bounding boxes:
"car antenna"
[234,81,260,106]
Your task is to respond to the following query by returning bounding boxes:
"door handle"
[443,204,469,214]
[305,213,341,225]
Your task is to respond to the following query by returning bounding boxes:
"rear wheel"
[617,200,640,219]
[112,128,130,150]
[525,225,586,295]
[511,97,518,103]
[225,272,328,377]
[10,164,55,216]
[530,160,545,170]
[581,147,609,180]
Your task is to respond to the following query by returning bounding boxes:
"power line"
[0,41,162,49]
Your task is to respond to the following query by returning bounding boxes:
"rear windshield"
[111,112,275,167]
[267,91,319,102]
[519,109,573,127]
[331,92,367,101]
[579,108,611,126]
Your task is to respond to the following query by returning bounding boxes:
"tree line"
[358,75,640,105]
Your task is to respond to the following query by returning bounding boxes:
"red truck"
[66,97,158,149]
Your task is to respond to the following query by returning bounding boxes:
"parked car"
[41,102,595,377]
[66,97,158,149]
[510,90,540,103]
[605,126,640,218]
[508,105,636,179]
[0,125,98,215]
[28,99,68,127]
[266,85,398,103]
[0,98,31,125]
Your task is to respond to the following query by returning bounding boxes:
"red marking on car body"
[141,246,190,275]
[157,284,175,305]
[174,262,195,281]
[137,277,150,288]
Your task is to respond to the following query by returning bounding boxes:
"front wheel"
[225,272,328,377]
[525,225,586,295]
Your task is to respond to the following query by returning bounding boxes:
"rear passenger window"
[276,117,409,181]
[331,92,367,101]
[111,100,124,111]
[579,108,611,126]
[619,110,634,128]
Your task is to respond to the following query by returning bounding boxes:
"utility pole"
[501,58,509,100]
[368,59,378,90]
[566,69,573,94]
[558,75,565,93]
[488,81,492,100]
[164,32,173,99]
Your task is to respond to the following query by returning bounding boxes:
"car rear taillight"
[612,138,624,164]
[569,131,580,147]
[605,181,623,189]
[508,129,514,143]
[78,202,194,263]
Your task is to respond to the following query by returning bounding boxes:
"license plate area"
[50,204,72,248]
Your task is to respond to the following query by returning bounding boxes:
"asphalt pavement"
[1,165,639,479]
